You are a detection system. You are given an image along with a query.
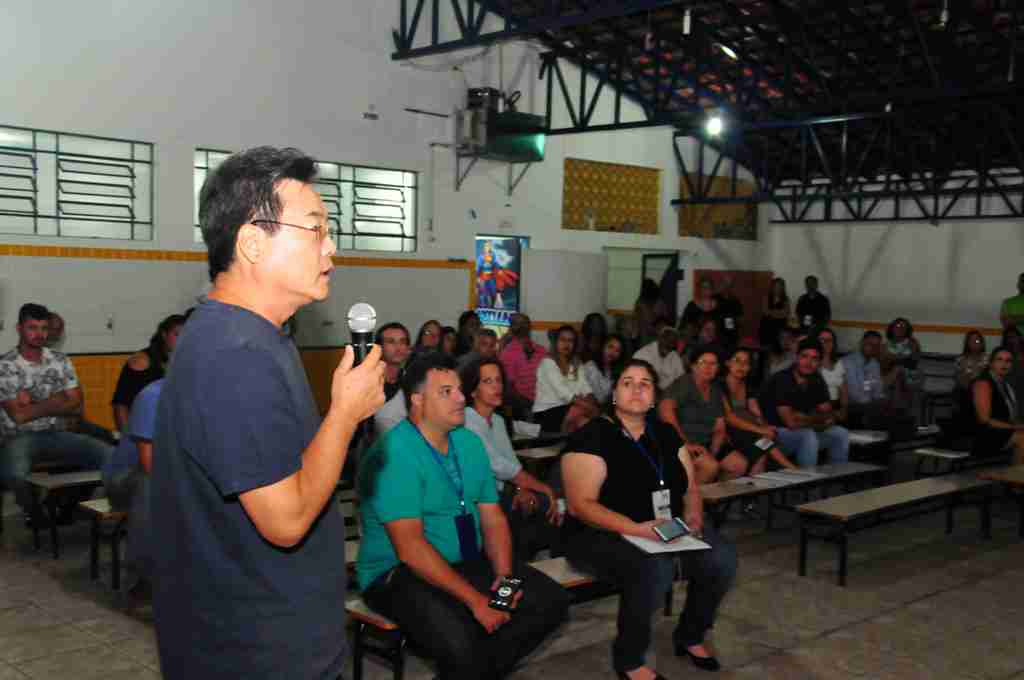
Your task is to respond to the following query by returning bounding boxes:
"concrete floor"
[0,484,1021,679]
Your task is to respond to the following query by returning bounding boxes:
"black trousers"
[565,526,737,674]
[363,558,570,680]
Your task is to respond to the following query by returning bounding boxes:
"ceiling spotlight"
[683,8,692,36]
[705,114,724,136]
[717,43,739,60]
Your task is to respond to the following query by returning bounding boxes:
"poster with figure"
[475,235,527,329]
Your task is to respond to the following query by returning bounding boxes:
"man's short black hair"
[198,146,318,281]
[375,322,410,345]
[401,352,459,411]
[477,328,498,339]
[18,303,50,324]
[862,330,882,341]
[797,337,823,355]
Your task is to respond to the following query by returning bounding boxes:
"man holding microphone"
[151,146,384,680]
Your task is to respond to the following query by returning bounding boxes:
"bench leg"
[30,489,42,551]
[798,525,809,577]
[45,496,60,559]
[90,518,100,581]
[981,496,992,540]
[352,622,365,680]
[1017,493,1024,540]
[946,500,955,535]
[838,530,849,588]
[111,526,121,591]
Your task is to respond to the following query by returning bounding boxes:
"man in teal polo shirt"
[1001,272,1024,334]
[358,353,568,680]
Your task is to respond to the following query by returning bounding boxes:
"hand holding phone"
[652,517,690,543]
[488,576,524,612]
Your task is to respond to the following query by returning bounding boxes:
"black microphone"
[347,302,377,365]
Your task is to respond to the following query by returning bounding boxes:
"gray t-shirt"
[664,374,725,447]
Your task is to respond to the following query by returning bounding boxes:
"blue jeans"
[0,431,112,509]
[776,426,850,467]
[565,525,737,673]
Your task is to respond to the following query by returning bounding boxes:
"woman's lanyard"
[623,427,665,488]
[414,425,468,515]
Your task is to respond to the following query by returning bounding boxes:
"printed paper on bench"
[754,469,827,483]
[621,534,711,554]
[848,430,889,445]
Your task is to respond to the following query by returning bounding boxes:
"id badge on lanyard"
[418,427,481,561]
[652,488,672,520]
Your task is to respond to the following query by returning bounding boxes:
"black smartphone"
[652,517,690,542]
[488,576,524,612]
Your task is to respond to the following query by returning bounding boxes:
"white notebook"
[621,533,711,554]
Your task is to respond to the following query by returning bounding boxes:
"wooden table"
[797,473,994,585]
[701,462,887,530]
[979,465,1024,538]
[28,471,103,558]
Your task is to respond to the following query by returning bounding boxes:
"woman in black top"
[681,278,720,331]
[758,277,790,350]
[971,345,1024,462]
[111,313,186,430]
[562,359,738,678]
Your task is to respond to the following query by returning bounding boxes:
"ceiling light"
[717,43,738,60]
[683,9,692,35]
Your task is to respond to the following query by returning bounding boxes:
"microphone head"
[347,302,377,334]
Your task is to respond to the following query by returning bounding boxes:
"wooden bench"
[79,498,129,590]
[27,471,103,558]
[979,464,1024,538]
[912,447,1010,478]
[347,556,596,680]
[700,462,887,530]
[797,473,994,586]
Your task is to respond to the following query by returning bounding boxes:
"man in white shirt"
[0,303,112,514]
[372,322,411,438]
[633,319,685,390]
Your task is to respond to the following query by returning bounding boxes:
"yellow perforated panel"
[562,158,660,234]
[677,174,758,241]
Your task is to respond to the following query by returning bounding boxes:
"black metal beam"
[392,0,683,59]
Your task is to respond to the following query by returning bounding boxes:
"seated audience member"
[760,338,849,467]
[498,313,547,410]
[461,358,563,560]
[533,325,598,433]
[0,304,112,515]
[882,317,923,415]
[840,331,893,429]
[441,325,458,356]
[817,328,848,421]
[582,333,625,404]
[765,326,799,379]
[633,318,685,391]
[1003,326,1024,397]
[956,330,988,390]
[112,314,186,431]
[562,359,737,677]
[580,312,608,364]
[696,315,722,348]
[721,348,799,472]
[455,310,482,357]
[356,353,570,680]
[457,328,499,370]
[373,322,412,438]
[45,311,66,349]
[758,277,791,350]
[714,276,744,348]
[795,275,831,331]
[413,319,443,356]
[681,277,720,331]
[999,272,1024,334]
[659,346,735,483]
[633,278,669,347]
[103,377,163,597]
[971,346,1024,463]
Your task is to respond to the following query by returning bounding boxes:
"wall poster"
[475,234,528,330]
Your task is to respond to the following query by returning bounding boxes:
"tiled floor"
[0,482,1022,679]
